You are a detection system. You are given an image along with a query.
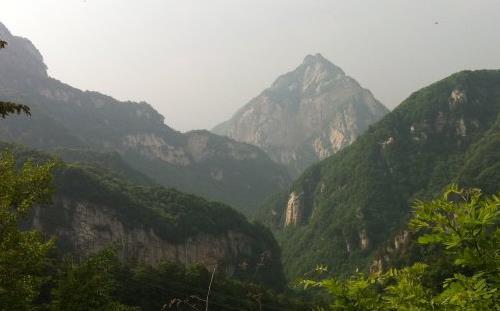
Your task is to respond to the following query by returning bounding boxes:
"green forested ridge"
[0,144,286,290]
[260,70,500,279]
[52,147,156,187]
[50,250,312,311]
[0,148,311,310]
[2,19,500,310]
[3,145,497,310]
[111,260,314,311]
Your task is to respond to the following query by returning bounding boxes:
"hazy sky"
[2,0,500,131]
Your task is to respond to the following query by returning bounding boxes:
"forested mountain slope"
[0,22,290,215]
[2,143,286,290]
[259,70,500,278]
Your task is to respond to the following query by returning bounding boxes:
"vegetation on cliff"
[0,150,310,310]
[260,70,500,279]
[0,143,287,290]
[300,186,500,310]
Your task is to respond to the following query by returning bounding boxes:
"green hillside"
[260,70,500,279]
[1,143,286,290]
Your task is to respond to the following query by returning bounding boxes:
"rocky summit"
[213,53,388,176]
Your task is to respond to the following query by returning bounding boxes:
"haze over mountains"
[213,53,388,175]
[0,21,289,293]
[0,22,290,216]
[1,16,499,310]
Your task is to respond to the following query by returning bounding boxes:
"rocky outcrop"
[284,192,303,226]
[123,133,191,165]
[32,200,258,276]
[5,150,287,289]
[213,53,388,176]
[370,230,413,274]
[359,229,370,250]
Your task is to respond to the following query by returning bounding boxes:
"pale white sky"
[2,0,500,131]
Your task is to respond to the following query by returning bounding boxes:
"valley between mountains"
[1,20,499,310]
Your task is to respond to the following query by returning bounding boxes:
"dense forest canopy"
[260,70,500,280]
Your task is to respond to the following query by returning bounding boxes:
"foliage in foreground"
[2,147,498,310]
[0,153,55,310]
[301,185,500,310]
[0,152,308,310]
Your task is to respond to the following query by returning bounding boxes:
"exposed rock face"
[284,192,303,226]
[213,53,388,175]
[7,151,287,289]
[0,22,290,215]
[123,133,191,166]
[370,230,413,274]
[359,229,370,250]
[32,200,255,276]
[393,230,410,252]
[449,88,467,109]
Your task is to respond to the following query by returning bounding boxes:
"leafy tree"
[301,269,381,310]
[50,249,137,311]
[300,185,500,310]
[0,101,31,118]
[411,185,500,309]
[0,152,55,310]
[381,263,435,311]
[112,261,312,311]
[0,39,31,118]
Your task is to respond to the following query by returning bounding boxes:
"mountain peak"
[213,53,388,176]
[298,53,345,86]
[269,54,346,94]
[301,53,341,72]
[302,53,327,64]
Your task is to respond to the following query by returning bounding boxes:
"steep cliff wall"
[0,149,287,289]
[33,199,261,277]
[284,192,303,226]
